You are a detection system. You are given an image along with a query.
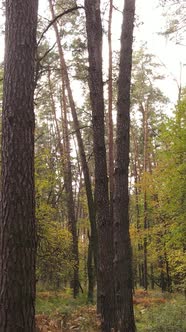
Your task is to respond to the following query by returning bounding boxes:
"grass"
[135,291,186,332]
[36,289,186,332]
[36,289,88,316]
[36,289,100,331]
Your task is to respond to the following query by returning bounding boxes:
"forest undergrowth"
[36,289,186,332]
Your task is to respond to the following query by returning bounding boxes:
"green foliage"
[36,291,186,332]
[160,1,186,44]
[132,47,168,109]
[35,149,75,288]
[35,140,74,289]
[36,291,88,316]
[37,219,74,288]
[36,292,100,331]
[130,64,186,291]
[141,301,186,332]
[151,96,186,290]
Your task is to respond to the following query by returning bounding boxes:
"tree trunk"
[143,191,148,290]
[164,248,172,292]
[47,67,79,297]
[85,0,115,330]
[61,83,79,298]
[108,0,114,220]
[142,103,148,290]
[150,264,155,290]
[131,126,142,287]
[0,1,38,331]
[48,0,98,282]
[114,0,136,331]
[87,232,95,303]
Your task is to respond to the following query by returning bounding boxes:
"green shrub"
[143,301,186,332]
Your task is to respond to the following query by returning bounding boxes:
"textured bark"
[143,191,148,290]
[108,0,114,220]
[0,1,38,331]
[131,127,142,287]
[142,103,148,290]
[87,233,94,303]
[85,0,115,330]
[113,0,136,331]
[62,83,79,298]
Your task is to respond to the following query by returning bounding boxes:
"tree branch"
[113,5,122,14]
[38,42,57,63]
[37,6,85,46]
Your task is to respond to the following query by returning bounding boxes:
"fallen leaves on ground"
[36,289,169,331]
[36,305,101,332]
[133,289,167,307]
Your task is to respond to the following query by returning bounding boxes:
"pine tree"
[114,0,136,331]
[0,1,38,330]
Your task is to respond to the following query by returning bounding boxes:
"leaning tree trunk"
[49,0,98,298]
[0,1,38,331]
[47,66,79,297]
[85,0,115,330]
[113,0,136,331]
[48,0,98,293]
[61,82,79,298]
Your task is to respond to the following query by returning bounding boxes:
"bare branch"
[37,6,84,46]
[113,5,122,14]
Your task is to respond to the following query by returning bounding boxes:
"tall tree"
[130,48,168,290]
[47,65,79,297]
[85,0,115,330]
[0,0,38,331]
[61,82,80,298]
[108,0,114,220]
[114,0,136,331]
[142,102,149,290]
[48,0,98,299]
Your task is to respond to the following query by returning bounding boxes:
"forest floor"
[36,289,186,332]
